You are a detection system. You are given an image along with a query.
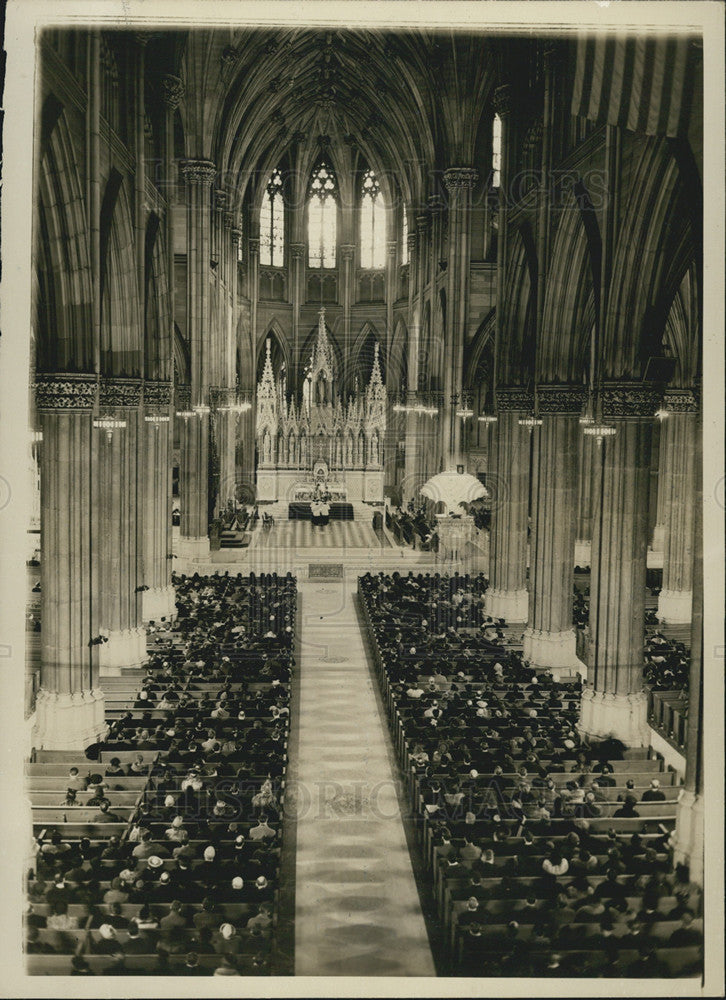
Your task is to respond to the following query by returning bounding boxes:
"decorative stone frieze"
[34,374,97,411]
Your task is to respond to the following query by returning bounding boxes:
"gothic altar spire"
[310,307,336,386]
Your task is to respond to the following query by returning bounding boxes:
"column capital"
[34,373,97,411]
[493,83,513,118]
[495,386,534,411]
[443,167,479,191]
[143,380,173,407]
[223,211,234,230]
[663,387,699,413]
[231,227,243,246]
[214,189,229,210]
[175,384,192,410]
[387,240,398,257]
[340,243,356,262]
[209,386,236,409]
[407,233,418,257]
[601,382,662,419]
[289,241,305,259]
[99,376,143,409]
[427,194,445,213]
[415,212,429,232]
[537,384,589,415]
[181,159,216,186]
[160,74,184,110]
[248,237,260,256]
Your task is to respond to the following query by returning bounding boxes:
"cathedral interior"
[8,15,722,987]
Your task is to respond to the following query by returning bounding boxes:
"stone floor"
[292,576,436,976]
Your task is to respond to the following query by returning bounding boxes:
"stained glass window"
[401,210,409,265]
[492,114,502,188]
[360,169,386,269]
[260,169,284,267]
[308,162,338,268]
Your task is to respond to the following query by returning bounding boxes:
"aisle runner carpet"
[292,580,436,976]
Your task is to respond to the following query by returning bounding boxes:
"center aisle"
[293,576,436,977]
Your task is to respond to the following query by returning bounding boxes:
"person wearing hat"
[183,951,206,975]
[212,921,243,957]
[642,778,666,802]
[93,922,119,955]
[98,871,129,905]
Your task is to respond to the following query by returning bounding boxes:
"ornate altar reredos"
[255,308,386,502]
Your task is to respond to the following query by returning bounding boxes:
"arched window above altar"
[260,168,285,267]
[360,169,386,269]
[307,162,338,269]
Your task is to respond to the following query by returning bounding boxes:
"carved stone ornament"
[175,385,192,410]
[160,75,184,110]
[537,385,589,414]
[181,159,216,186]
[340,244,356,262]
[444,167,479,191]
[210,386,236,409]
[34,373,97,411]
[600,383,662,418]
[289,242,305,260]
[407,233,417,257]
[99,377,142,408]
[663,388,699,413]
[144,380,173,406]
[495,386,534,412]
[215,190,228,210]
[248,237,260,255]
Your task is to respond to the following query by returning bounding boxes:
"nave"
[24,566,703,979]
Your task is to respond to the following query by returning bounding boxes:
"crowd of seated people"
[358,571,702,979]
[386,502,438,550]
[25,571,296,976]
[644,633,691,694]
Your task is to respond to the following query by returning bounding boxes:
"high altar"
[255,309,386,503]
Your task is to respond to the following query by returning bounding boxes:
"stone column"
[290,241,305,388]
[95,378,146,675]
[178,158,216,560]
[340,243,355,389]
[211,387,237,511]
[650,418,667,554]
[485,387,532,621]
[524,386,587,675]
[579,384,660,747]
[33,375,106,750]
[673,389,703,883]
[141,381,175,622]
[657,389,698,623]
[444,167,478,467]
[575,423,596,567]
[160,75,184,380]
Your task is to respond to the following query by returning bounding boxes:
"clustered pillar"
[524,386,586,675]
[141,381,175,623]
[485,387,532,622]
[177,158,216,562]
[34,375,105,750]
[657,389,698,624]
[578,385,660,747]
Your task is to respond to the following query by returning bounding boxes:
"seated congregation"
[25,571,296,976]
[358,571,702,978]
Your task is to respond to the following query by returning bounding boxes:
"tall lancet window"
[492,113,502,187]
[259,169,285,267]
[307,162,338,268]
[360,169,386,269]
[401,210,409,265]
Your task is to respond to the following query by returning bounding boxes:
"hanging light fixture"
[93,416,126,441]
[456,391,474,419]
[193,403,211,416]
[144,413,170,424]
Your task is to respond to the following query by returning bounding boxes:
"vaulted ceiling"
[160,27,500,214]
